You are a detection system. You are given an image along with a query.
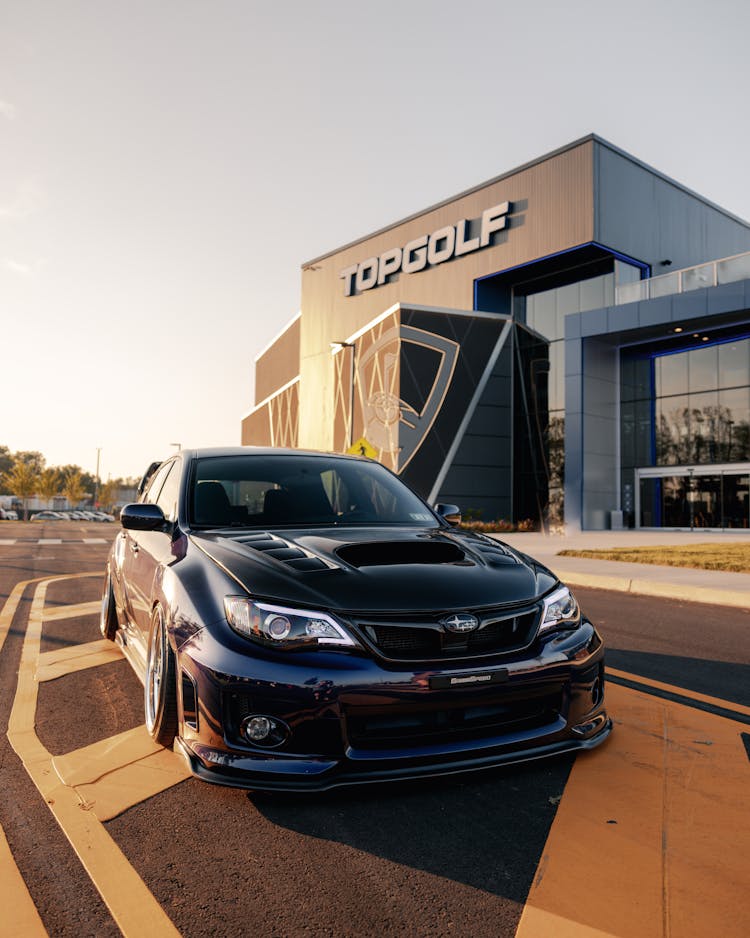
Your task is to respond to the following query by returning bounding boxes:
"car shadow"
[606,649,750,708]
[249,755,574,902]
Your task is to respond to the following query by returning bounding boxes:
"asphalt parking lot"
[1,522,748,937]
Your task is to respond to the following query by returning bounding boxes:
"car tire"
[145,605,178,747]
[100,570,119,641]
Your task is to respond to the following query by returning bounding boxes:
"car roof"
[172,446,367,464]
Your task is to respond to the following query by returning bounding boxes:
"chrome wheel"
[144,606,178,746]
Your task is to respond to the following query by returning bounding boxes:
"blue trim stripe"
[473,241,650,310]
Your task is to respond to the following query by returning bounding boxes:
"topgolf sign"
[339,202,511,297]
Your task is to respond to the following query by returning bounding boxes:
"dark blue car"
[101,447,610,790]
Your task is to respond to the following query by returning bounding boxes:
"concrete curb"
[550,569,750,610]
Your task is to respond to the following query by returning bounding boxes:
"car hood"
[189,526,558,613]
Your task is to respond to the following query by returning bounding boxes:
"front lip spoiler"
[174,717,613,793]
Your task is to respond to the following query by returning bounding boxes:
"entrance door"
[722,473,749,528]
[636,465,750,529]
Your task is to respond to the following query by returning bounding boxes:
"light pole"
[94,447,101,508]
[331,341,356,449]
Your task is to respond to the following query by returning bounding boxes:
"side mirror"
[434,503,462,526]
[120,503,167,532]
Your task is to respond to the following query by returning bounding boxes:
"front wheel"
[145,605,178,747]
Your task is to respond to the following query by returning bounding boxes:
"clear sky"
[2,0,749,480]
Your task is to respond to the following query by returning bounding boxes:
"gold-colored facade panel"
[255,315,301,405]
[332,312,402,469]
[242,379,299,449]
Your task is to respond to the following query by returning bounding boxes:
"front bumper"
[174,620,611,791]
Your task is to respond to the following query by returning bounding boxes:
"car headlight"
[224,597,356,650]
[539,586,580,633]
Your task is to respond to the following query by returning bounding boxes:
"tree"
[62,469,86,508]
[0,446,13,477]
[57,464,96,494]
[37,468,60,506]
[2,460,39,520]
[14,451,46,474]
[97,479,118,511]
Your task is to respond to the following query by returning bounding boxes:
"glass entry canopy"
[636,465,750,529]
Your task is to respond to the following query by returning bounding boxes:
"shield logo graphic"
[357,324,459,472]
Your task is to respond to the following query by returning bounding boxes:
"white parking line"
[0,539,113,545]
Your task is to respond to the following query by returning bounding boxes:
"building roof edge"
[591,136,750,230]
[301,134,599,267]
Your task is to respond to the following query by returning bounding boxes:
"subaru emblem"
[441,613,479,633]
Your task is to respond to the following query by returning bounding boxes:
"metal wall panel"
[595,141,750,273]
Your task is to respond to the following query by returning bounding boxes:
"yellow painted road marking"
[6,575,181,937]
[0,580,26,656]
[0,573,95,656]
[52,726,190,821]
[42,600,101,622]
[0,823,48,937]
[516,682,750,937]
[36,639,123,682]
[607,665,750,718]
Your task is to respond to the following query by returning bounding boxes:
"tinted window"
[155,461,181,521]
[141,461,173,505]
[190,455,436,528]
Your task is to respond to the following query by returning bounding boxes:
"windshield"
[189,454,437,528]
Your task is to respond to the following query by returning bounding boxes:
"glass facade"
[621,333,750,528]
[523,272,614,524]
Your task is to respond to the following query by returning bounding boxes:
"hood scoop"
[232,532,334,572]
[336,540,468,569]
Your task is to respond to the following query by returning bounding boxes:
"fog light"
[571,713,608,737]
[241,713,290,748]
[245,715,272,741]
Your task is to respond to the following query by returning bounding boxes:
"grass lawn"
[558,543,750,574]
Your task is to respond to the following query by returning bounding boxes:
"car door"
[121,460,177,656]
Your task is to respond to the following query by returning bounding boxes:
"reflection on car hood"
[190,526,557,613]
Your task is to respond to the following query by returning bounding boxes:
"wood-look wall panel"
[255,316,301,405]
[241,407,272,446]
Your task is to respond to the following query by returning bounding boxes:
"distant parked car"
[31,511,64,521]
[6,510,18,520]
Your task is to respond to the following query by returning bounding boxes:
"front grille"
[346,689,561,750]
[368,625,441,657]
[355,607,540,662]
